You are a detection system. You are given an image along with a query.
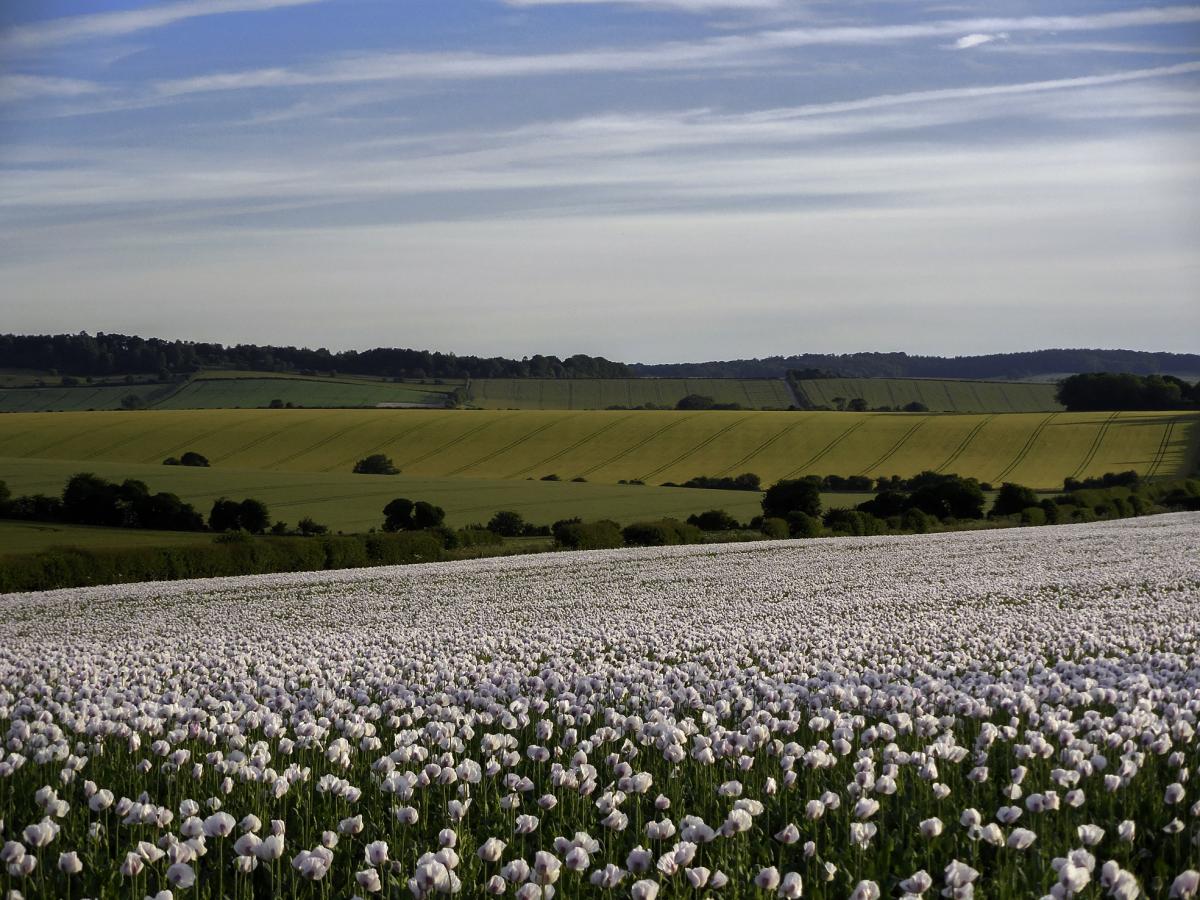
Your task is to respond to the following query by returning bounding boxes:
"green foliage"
[487,510,526,537]
[759,517,790,539]
[823,508,887,536]
[208,497,271,533]
[1057,372,1198,411]
[621,518,703,547]
[762,479,823,520]
[353,453,399,475]
[786,511,823,538]
[991,482,1040,517]
[686,509,741,531]
[553,519,624,550]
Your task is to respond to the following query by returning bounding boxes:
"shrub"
[487,510,526,537]
[991,482,1039,518]
[823,508,886,536]
[179,451,210,467]
[456,528,504,548]
[622,519,703,547]
[353,454,399,475]
[555,520,624,550]
[686,509,740,532]
[760,517,790,539]
[900,508,935,533]
[786,511,824,538]
[1020,506,1047,526]
[297,517,329,536]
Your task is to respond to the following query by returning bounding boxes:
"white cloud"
[147,5,1200,96]
[0,75,101,103]
[502,0,782,9]
[953,33,1004,50]
[0,0,329,53]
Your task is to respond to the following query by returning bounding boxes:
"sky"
[1,0,1198,363]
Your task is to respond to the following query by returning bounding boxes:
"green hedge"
[555,520,624,550]
[0,531,445,593]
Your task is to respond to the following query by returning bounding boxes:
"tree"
[990,482,1039,518]
[209,498,242,532]
[354,454,399,475]
[487,510,526,537]
[238,499,270,534]
[686,509,740,531]
[383,498,415,532]
[675,394,716,410]
[412,501,445,529]
[762,479,822,520]
[847,398,869,412]
[179,451,210,467]
[297,516,329,536]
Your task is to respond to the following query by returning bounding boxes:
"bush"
[297,517,329,536]
[991,482,1039,518]
[686,509,740,531]
[823,508,886,536]
[786,511,823,538]
[1020,506,1047,526]
[759,517,790,539]
[353,454,399,475]
[487,510,526,537]
[763,479,822,520]
[456,528,504,548]
[555,520,624,550]
[900,508,935,533]
[676,394,715,410]
[178,451,210,467]
[622,519,703,547]
[209,497,270,533]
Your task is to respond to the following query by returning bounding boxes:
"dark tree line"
[0,332,632,380]
[1056,373,1199,411]
[634,349,1200,380]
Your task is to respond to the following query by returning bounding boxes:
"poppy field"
[1,514,1198,899]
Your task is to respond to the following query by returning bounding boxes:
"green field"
[0,519,216,556]
[795,377,1061,412]
[0,408,1194,490]
[466,377,795,409]
[0,457,779,534]
[157,374,456,409]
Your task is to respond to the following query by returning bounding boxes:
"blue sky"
[1,0,1197,362]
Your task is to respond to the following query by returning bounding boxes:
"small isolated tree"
[487,510,526,537]
[847,398,869,412]
[903,401,930,412]
[383,498,415,532]
[179,451,210,467]
[120,393,145,410]
[354,454,399,475]
[762,479,822,520]
[269,398,285,409]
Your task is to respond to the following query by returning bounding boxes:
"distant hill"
[1,333,1195,383]
[631,350,1200,381]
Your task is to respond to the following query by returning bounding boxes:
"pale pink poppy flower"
[356,868,382,893]
[58,851,83,875]
[1007,828,1037,850]
[630,880,659,900]
[755,866,781,891]
[919,818,943,838]
[685,867,710,888]
[365,840,389,866]
[1170,871,1200,899]
[849,880,881,900]
[778,872,802,899]
[589,863,625,888]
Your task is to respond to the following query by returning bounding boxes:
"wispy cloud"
[0,75,101,103]
[0,0,328,53]
[149,5,1200,97]
[953,33,1006,50]
[501,0,783,9]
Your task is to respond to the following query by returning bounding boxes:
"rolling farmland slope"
[0,457,774,533]
[466,377,794,409]
[0,409,1194,490]
[795,377,1061,412]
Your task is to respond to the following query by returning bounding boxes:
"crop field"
[467,378,795,410]
[795,378,1061,413]
[0,457,779,534]
[0,520,215,556]
[0,409,1194,490]
[0,381,174,413]
[0,515,1197,898]
[156,375,455,409]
